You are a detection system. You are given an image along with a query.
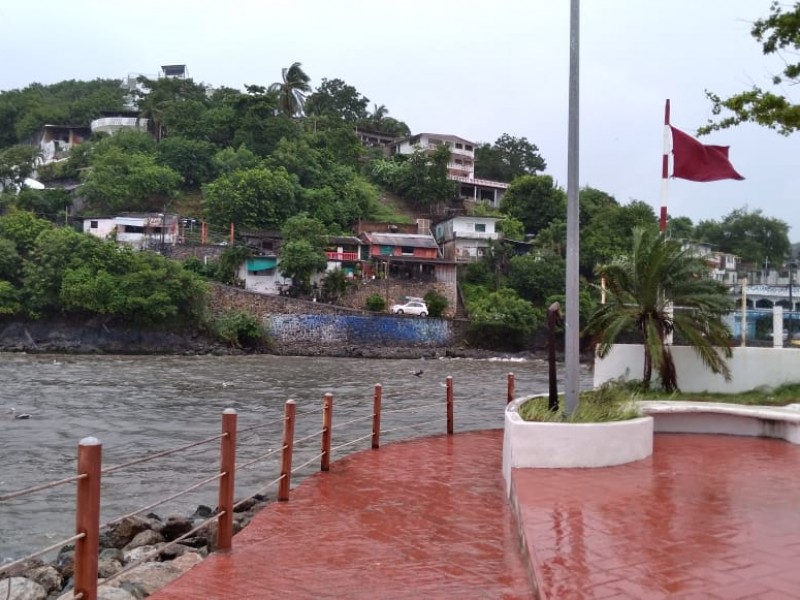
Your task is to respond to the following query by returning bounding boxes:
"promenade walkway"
[150,431,800,600]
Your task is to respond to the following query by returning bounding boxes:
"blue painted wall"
[268,314,453,346]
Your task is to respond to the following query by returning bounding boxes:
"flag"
[669,126,744,182]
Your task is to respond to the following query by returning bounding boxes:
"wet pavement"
[513,434,800,599]
[149,431,800,600]
[150,430,533,600]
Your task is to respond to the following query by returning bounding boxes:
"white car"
[390,300,428,317]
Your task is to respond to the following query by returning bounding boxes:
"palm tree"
[588,226,734,392]
[268,62,311,118]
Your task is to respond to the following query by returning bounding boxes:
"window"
[455,159,463,165]
[474,223,486,233]
[465,145,473,151]
[400,246,414,256]
[455,143,463,150]
[123,225,144,234]
[90,220,98,229]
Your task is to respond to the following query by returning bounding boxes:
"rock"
[97,558,123,579]
[101,517,152,549]
[55,549,74,581]
[158,515,193,542]
[108,562,183,596]
[55,586,137,600]
[99,548,124,563]
[0,577,46,600]
[191,504,213,519]
[122,544,165,566]
[123,529,165,551]
[26,565,62,595]
[156,544,187,561]
[171,552,203,571]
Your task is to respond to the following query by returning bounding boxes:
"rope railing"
[3,373,482,600]
[237,415,286,434]
[235,446,281,471]
[101,472,225,529]
[101,432,227,475]
[0,533,85,577]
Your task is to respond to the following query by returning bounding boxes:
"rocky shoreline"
[1,495,271,600]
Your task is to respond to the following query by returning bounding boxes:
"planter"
[502,397,653,492]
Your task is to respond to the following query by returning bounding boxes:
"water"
[0,353,592,561]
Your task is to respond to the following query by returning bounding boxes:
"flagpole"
[660,99,670,233]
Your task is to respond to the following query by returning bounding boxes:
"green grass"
[637,383,800,406]
[518,381,800,423]
[519,383,642,423]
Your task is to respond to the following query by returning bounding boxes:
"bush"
[365,293,386,312]
[214,310,264,348]
[423,290,448,317]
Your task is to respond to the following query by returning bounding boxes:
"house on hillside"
[83,213,179,251]
[391,132,509,208]
[324,236,365,280]
[91,110,150,136]
[237,231,287,294]
[433,215,502,262]
[33,125,91,164]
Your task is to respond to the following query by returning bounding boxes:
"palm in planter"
[588,227,734,392]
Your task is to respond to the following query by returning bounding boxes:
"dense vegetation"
[0,37,796,351]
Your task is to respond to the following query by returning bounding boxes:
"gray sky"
[2,1,798,239]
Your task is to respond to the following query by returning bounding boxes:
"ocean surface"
[0,353,592,561]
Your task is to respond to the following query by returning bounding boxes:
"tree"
[79,147,183,213]
[279,214,328,292]
[474,134,547,182]
[667,215,695,241]
[134,76,209,141]
[588,227,734,392]
[465,287,542,351]
[0,145,40,190]
[701,2,800,136]
[269,62,312,118]
[304,78,370,121]
[694,207,790,266]
[507,251,566,306]
[156,137,219,186]
[201,166,297,231]
[500,174,566,235]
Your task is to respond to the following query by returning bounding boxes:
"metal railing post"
[446,376,454,435]
[75,437,102,600]
[278,400,296,502]
[372,384,382,449]
[507,372,515,404]
[217,408,237,551]
[321,393,333,471]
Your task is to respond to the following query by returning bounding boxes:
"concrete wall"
[209,284,463,352]
[594,344,800,393]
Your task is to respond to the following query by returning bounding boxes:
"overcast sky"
[2,1,799,239]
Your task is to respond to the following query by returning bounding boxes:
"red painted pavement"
[150,430,533,599]
[513,434,800,599]
[150,431,800,599]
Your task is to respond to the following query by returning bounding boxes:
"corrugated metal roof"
[364,232,440,249]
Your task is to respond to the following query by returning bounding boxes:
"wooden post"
[507,373,515,404]
[446,376,454,435]
[321,393,333,471]
[372,384,382,449]
[217,409,237,552]
[74,437,101,600]
[278,400,296,501]
[229,222,234,245]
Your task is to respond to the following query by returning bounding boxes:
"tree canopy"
[500,174,566,235]
[701,2,800,136]
[694,207,791,267]
[474,134,546,182]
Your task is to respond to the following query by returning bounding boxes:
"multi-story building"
[433,215,502,262]
[391,133,509,208]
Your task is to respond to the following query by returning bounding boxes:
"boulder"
[101,516,153,549]
[108,562,183,596]
[97,558,123,579]
[158,515,193,542]
[123,529,165,551]
[26,565,62,595]
[56,586,137,600]
[0,577,46,600]
[123,543,165,565]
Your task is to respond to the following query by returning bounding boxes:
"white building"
[391,133,509,208]
[83,214,179,250]
[433,215,502,262]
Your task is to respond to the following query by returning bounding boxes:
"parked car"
[390,300,428,317]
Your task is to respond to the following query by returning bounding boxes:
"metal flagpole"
[564,0,581,416]
[660,99,671,233]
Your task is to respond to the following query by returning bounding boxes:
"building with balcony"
[391,133,509,208]
[33,125,91,164]
[91,111,150,136]
[433,216,502,262]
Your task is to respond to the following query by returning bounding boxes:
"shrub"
[214,310,264,348]
[423,290,448,317]
[365,293,386,312]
